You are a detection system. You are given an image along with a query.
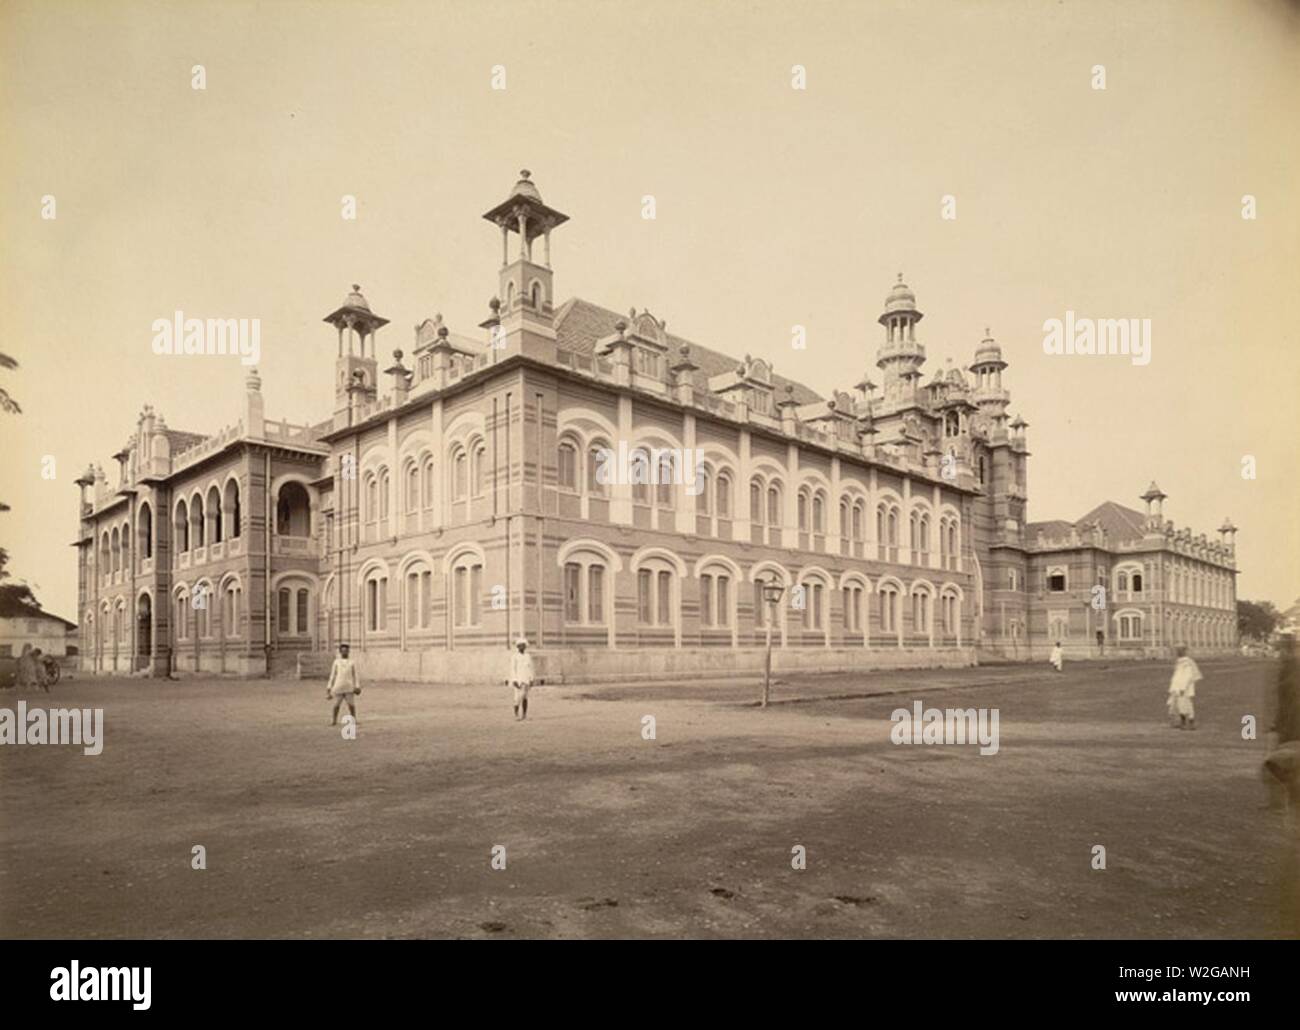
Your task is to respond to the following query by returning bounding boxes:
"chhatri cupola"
[482,169,569,324]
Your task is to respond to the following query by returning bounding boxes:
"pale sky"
[2,0,1297,620]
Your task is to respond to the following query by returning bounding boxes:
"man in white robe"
[1167,645,1202,730]
[509,637,537,721]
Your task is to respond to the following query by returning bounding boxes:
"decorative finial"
[393,349,403,361]
[489,296,501,312]
[352,283,361,292]
[437,326,448,339]
[520,169,531,180]
[897,272,903,283]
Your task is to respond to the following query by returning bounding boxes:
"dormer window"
[749,388,771,414]
[634,348,660,378]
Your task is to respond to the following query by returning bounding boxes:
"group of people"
[6,643,53,692]
[323,636,541,726]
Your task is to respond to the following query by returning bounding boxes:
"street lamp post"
[761,577,785,708]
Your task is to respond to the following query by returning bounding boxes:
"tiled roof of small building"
[553,298,824,406]
[1025,519,1075,538]
[1028,501,1150,546]
[163,429,208,451]
[1075,500,1148,543]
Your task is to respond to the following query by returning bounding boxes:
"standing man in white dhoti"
[509,637,537,721]
[1167,645,1202,730]
[1049,641,1064,673]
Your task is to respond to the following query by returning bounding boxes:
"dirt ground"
[1,657,1295,939]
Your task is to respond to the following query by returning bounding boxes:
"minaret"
[875,274,926,407]
[482,169,568,360]
[324,284,388,429]
[970,327,1010,433]
[1141,481,1167,530]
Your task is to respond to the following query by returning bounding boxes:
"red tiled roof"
[553,298,824,406]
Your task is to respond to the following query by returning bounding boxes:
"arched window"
[879,585,899,634]
[174,590,189,640]
[378,468,390,519]
[699,567,733,629]
[636,559,676,627]
[276,481,312,536]
[451,557,483,628]
[801,579,826,631]
[588,442,610,498]
[471,443,487,497]
[630,448,651,505]
[223,581,241,636]
[138,502,153,560]
[405,463,419,513]
[812,491,826,534]
[405,565,433,630]
[530,281,542,309]
[797,489,809,532]
[174,501,189,553]
[563,557,608,625]
[421,457,436,510]
[654,452,675,508]
[940,591,959,636]
[364,571,388,633]
[558,439,579,492]
[716,472,731,519]
[750,478,763,523]
[698,466,714,516]
[190,492,205,547]
[207,486,223,544]
[120,524,130,574]
[110,527,120,573]
[766,483,782,526]
[449,449,467,502]
[852,502,864,541]
[224,478,241,539]
[843,584,864,632]
[194,582,211,638]
[911,588,931,635]
[1132,571,1143,593]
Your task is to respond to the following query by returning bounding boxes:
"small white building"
[0,606,78,659]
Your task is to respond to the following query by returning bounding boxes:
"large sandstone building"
[74,171,1241,681]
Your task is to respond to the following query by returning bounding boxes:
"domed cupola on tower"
[970,326,1011,428]
[324,283,388,428]
[876,274,927,403]
[483,170,568,325]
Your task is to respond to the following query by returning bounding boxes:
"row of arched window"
[558,543,965,646]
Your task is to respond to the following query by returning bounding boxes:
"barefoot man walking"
[327,642,361,727]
